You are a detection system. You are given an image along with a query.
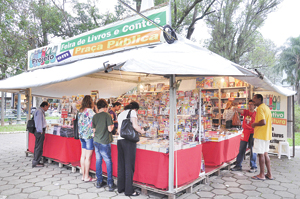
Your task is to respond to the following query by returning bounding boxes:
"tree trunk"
[1,92,5,126]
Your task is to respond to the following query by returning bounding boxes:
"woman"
[109,102,122,135]
[78,95,96,182]
[223,100,235,128]
[117,101,145,196]
[92,99,115,191]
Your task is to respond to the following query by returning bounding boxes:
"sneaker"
[96,181,106,189]
[249,168,257,173]
[230,166,242,171]
[108,183,117,192]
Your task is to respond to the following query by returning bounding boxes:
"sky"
[54,0,300,49]
[95,0,300,48]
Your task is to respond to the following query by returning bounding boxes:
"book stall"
[0,4,296,198]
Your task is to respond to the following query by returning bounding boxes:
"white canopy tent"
[0,35,295,194]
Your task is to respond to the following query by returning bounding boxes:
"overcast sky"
[57,0,300,48]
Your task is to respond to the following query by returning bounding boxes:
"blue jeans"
[236,134,257,169]
[94,142,113,185]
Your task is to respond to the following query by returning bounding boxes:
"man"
[231,100,257,172]
[251,94,273,180]
[32,101,50,168]
[92,99,116,191]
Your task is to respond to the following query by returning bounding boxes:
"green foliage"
[206,0,281,64]
[0,124,26,132]
[294,104,300,132]
[287,133,300,146]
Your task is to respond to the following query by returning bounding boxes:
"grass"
[45,116,60,120]
[0,124,26,132]
[287,132,300,146]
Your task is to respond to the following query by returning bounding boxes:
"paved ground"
[0,132,299,199]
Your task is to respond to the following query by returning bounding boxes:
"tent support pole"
[26,88,32,151]
[168,75,175,193]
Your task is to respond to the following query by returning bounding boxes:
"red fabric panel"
[202,141,225,166]
[202,135,241,166]
[28,133,35,153]
[175,145,202,187]
[28,134,202,190]
[42,134,82,164]
[224,135,241,162]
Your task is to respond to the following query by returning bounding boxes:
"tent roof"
[0,36,295,97]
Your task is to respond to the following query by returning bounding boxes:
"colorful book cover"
[229,77,235,87]
[196,77,206,88]
[156,83,164,91]
[235,79,244,87]
[223,77,229,87]
[204,77,213,88]
[213,77,223,88]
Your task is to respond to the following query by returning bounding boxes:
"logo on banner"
[29,46,58,68]
[272,118,287,126]
[272,111,284,118]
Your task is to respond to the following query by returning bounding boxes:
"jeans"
[94,142,113,185]
[236,134,257,168]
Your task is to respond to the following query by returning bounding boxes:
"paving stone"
[15,182,35,189]
[2,176,19,181]
[33,181,54,187]
[78,182,95,189]
[236,179,252,184]
[39,196,59,199]
[226,187,243,193]
[287,188,300,195]
[194,184,213,192]
[69,188,87,195]
[228,193,247,198]
[196,191,215,198]
[213,178,225,183]
[268,184,287,191]
[20,174,37,180]
[274,190,294,198]
[212,189,229,195]
[261,193,282,199]
[0,181,8,186]
[87,186,106,193]
[222,177,236,182]
[79,192,99,199]
[49,189,68,196]
[213,196,232,199]
[211,183,226,189]
[224,182,239,187]
[281,182,299,189]
[27,190,49,198]
[42,185,60,191]
[256,187,274,194]
[8,179,26,185]
[22,186,41,193]
[60,184,78,190]
[243,190,261,197]
[0,184,15,191]
[26,177,45,183]
[251,181,269,188]
[239,184,256,190]
[6,193,29,199]
[1,188,22,196]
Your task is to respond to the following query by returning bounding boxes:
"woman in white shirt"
[117,101,145,197]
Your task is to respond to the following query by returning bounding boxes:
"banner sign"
[255,92,288,154]
[27,6,169,71]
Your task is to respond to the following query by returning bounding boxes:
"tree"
[276,36,300,104]
[240,34,282,84]
[154,0,216,39]
[206,0,281,65]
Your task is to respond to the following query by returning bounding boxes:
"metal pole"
[1,92,5,126]
[199,88,202,144]
[26,88,32,150]
[292,95,295,157]
[17,93,21,124]
[168,74,175,193]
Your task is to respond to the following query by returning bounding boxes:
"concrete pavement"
[0,132,299,199]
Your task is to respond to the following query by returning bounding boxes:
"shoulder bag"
[120,110,140,142]
[26,115,35,133]
[232,111,241,126]
[73,112,79,139]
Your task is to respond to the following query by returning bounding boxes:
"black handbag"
[26,115,35,133]
[73,112,79,139]
[120,110,140,142]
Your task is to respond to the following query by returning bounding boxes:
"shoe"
[125,191,140,197]
[230,166,242,171]
[249,168,257,173]
[32,164,44,168]
[96,181,106,188]
[84,177,96,182]
[108,183,116,192]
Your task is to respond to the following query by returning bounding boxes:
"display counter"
[202,133,241,166]
[28,133,202,190]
